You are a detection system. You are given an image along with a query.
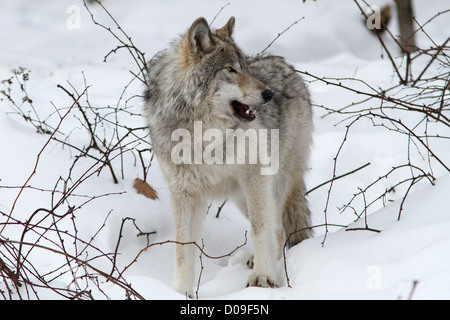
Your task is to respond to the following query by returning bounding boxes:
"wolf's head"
[180,17,274,122]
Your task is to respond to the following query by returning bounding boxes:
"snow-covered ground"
[1,0,449,299]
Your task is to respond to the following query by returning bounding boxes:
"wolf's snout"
[262,88,274,103]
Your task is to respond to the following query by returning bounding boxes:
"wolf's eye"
[225,66,237,73]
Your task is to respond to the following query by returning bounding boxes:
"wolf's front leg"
[170,189,206,297]
[242,175,283,288]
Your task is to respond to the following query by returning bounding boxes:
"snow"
[1,0,449,300]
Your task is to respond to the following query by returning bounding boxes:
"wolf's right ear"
[217,16,235,38]
[188,17,215,55]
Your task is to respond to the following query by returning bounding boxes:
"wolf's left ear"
[217,16,235,38]
[188,17,215,55]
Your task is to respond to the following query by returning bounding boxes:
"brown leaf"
[133,178,158,200]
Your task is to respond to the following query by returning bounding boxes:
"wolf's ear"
[217,16,235,38]
[188,17,215,55]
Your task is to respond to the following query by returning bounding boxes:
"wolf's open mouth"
[231,100,256,121]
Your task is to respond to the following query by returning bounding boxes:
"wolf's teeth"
[246,109,250,115]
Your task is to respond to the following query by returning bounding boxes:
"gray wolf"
[144,16,313,297]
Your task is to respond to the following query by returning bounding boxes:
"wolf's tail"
[282,177,312,248]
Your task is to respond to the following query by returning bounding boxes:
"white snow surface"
[1,0,449,299]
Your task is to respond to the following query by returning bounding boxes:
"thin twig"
[306,162,371,195]
[259,17,305,55]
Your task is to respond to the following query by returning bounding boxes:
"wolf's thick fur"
[144,17,313,296]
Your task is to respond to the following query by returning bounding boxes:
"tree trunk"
[395,0,417,53]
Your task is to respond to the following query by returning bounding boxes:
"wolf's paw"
[246,254,254,269]
[171,279,194,298]
[246,273,279,288]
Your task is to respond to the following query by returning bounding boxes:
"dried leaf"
[133,178,158,200]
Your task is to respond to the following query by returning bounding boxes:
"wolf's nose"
[262,88,274,103]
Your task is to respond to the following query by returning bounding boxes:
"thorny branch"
[281,3,449,283]
[0,87,88,235]
[0,1,448,299]
[83,0,148,85]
